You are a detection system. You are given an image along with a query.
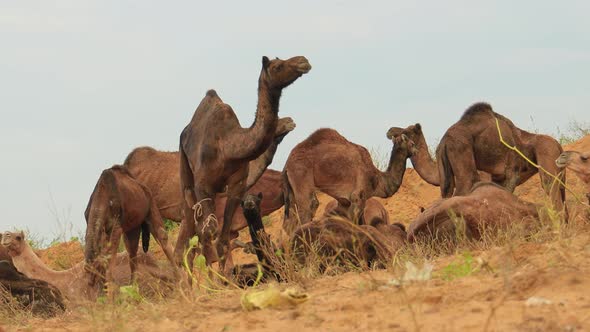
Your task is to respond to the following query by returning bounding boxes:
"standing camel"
[175,56,311,272]
[282,128,416,233]
[84,165,177,291]
[387,103,566,213]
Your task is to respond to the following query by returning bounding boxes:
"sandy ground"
[3,135,589,332]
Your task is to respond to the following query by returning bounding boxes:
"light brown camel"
[2,231,175,301]
[282,129,416,233]
[387,103,566,213]
[175,55,311,273]
[84,165,177,291]
[123,147,284,264]
[407,182,540,243]
[556,150,590,204]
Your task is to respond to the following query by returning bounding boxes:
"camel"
[0,260,65,317]
[240,193,406,281]
[175,55,311,273]
[2,231,175,301]
[282,128,417,233]
[123,147,285,264]
[407,182,540,243]
[387,103,566,213]
[84,165,177,291]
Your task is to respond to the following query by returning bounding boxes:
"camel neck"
[13,245,70,281]
[410,135,439,186]
[376,144,408,197]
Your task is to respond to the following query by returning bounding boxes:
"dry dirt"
[3,136,590,332]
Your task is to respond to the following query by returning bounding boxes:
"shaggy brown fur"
[2,231,174,301]
[123,147,284,265]
[282,129,416,233]
[175,56,311,273]
[407,182,540,243]
[388,103,566,213]
[84,165,176,291]
[0,260,65,317]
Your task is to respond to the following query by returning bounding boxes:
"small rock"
[525,296,553,307]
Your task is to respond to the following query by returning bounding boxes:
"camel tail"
[440,143,455,198]
[141,222,150,253]
[179,130,196,209]
[282,170,294,219]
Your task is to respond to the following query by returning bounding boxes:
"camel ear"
[262,56,270,69]
[414,123,422,132]
[257,192,263,200]
[386,127,403,140]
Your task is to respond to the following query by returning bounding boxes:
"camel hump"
[460,102,494,120]
[123,146,157,167]
[206,89,218,97]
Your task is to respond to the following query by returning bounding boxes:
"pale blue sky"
[1,1,589,243]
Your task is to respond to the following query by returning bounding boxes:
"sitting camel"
[239,193,406,283]
[556,150,590,205]
[84,165,177,292]
[387,103,566,213]
[175,55,311,274]
[0,260,65,317]
[2,231,174,301]
[123,147,285,265]
[407,182,540,243]
[282,129,416,233]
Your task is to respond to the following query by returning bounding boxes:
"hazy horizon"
[1,1,589,244]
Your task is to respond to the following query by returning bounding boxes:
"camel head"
[242,192,263,212]
[556,150,590,184]
[391,133,418,158]
[1,231,26,257]
[260,56,312,89]
[387,123,423,144]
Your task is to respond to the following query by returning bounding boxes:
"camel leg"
[147,199,179,269]
[445,141,479,196]
[217,185,246,276]
[191,188,218,270]
[123,228,140,284]
[501,152,521,192]
[105,224,123,297]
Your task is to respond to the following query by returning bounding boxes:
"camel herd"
[1,55,589,314]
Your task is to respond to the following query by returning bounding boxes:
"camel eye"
[15,236,21,241]
[581,156,589,162]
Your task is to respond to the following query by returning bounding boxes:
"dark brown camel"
[175,55,311,273]
[123,147,284,264]
[388,103,566,213]
[0,261,65,317]
[238,193,406,284]
[84,165,177,291]
[407,182,540,243]
[282,129,416,233]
